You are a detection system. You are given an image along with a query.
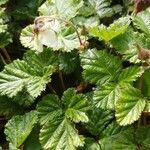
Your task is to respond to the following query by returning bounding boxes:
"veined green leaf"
[62,88,89,123]
[89,0,122,18]
[79,138,101,150]
[81,49,122,85]
[5,111,38,149]
[0,96,24,117]
[39,0,83,20]
[94,83,123,110]
[100,126,136,150]
[37,88,89,149]
[89,17,130,42]
[59,51,79,74]
[116,87,146,126]
[40,118,84,150]
[37,94,63,125]
[118,66,144,83]
[0,0,8,6]
[86,109,114,136]
[133,7,150,37]
[0,48,57,99]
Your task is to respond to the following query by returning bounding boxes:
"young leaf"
[0,48,57,99]
[116,86,146,126]
[94,83,123,110]
[62,88,89,123]
[89,17,130,42]
[39,0,83,20]
[118,66,144,83]
[81,49,122,85]
[40,118,84,150]
[4,111,38,149]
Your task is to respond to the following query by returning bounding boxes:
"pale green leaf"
[62,88,89,123]
[0,0,8,6]
[81,49,122,85]
[116,87,146,126]
[89,0,122,18]
[5,111,38,149]
[0,48,57,98]
[73,16,100,28]
[94,83,123,110]
[89,17,130,41]
[40,118,84,150]
[133,8,150,37]
[118,66,144,83]
[39,0,83,20]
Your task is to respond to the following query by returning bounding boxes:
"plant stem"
[58,70,65,91]
[48,84,57,94]
[0,48,11,63]
[0,53,7,64]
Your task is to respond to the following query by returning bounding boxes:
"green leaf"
[0,96,24,117]
[81,49,122,85]
[73,16,100,28]
[0,0,8,6]
[62,88,89,123]
[37,94,63,125]
[89,17,130,42]
[5,111,38,149]
[94,83,123,110]
[0,48,57,99]
[89,0,122,18]
[37,88,89,149]
[39,0,83,20]
[136,125,150,149]
[118,66,144,83]
[79,138,101,150]
[111,28,150,63]
[100,126,136,150]
[142,70,150,98]
[24,125,43,150]
[116,86,146,126]
[59,51,79,74]
[86,109,114,136]
[133,8,150,37]
[40,118,84,150]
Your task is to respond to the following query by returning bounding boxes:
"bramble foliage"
[0,0,150,150]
